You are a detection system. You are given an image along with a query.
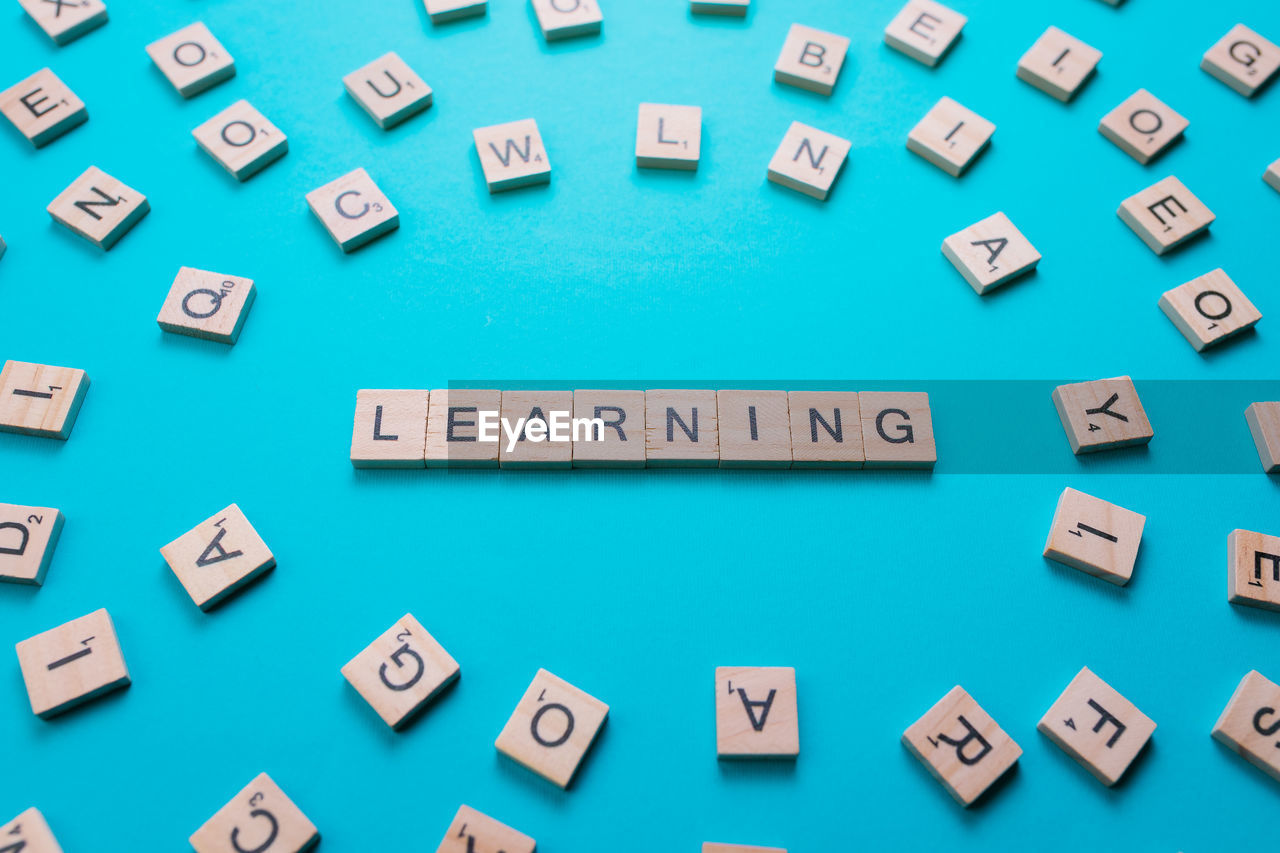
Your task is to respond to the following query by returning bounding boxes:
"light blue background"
[2,0,1279,849]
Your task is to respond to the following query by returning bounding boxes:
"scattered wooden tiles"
[636,103,701,170]
[861,391,936,468]
[1098,89,1188,165]
[1228,529,1280,612]
[716,666,799,759]
[773,24,850,95]
[156,266,256,344]
[495,668,609,788]
[193,100,288,181]
[306,168,399,252]
[47,166,149,250]
[1201,24,1280,97]
[342,613,460,729]
[159,503,276,611]
[1051,376,1153,454]
[1038,667,1155,786]
[718,390,791,467]
[473,119,550,192]
[691,0,748,15]
[1016,27,1101,102]
[0,503,64,586]
[788,391,863,468]
[350,389,429,468]
[1266,158,1280,193]
[571,389,646,467]
[146,22,235,98]
[190,773,319,853]
[0,808,62,853]
[1117,176,1214,255]
[1212,670,1280,783]
[0,360,90,440]
[907,97,994,177]
[531,0,602,41]
[704,846,785,853]
[1,68,87,147]
[766,121,850,200]
[16,608,130,718]
[425,389,501,467]
[344,52,432,129]
[941,211,1040,295]
[1245,402,1280,473]
[424,0,487,23]
[18,0,107,45]
[884,0,966,67]
[1043,487,1145,586]
[902,685,1021,806]
[645,388,719,466]
[1158,269,1260,352]
[499,390,573,468]
[436,805,534,853]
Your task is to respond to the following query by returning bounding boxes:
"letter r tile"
[902,685,1020,806]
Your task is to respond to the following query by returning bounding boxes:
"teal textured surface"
[2,0,1280,849]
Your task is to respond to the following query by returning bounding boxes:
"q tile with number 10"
[156,267,256,344]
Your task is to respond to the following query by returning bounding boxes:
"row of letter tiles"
[349,389,936,469]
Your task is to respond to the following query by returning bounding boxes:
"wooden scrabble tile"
[884,0,967,67]
[1117,176,1214,255]
[0,807,62,853]
[1245,402,1280,473]
[636,103,701,170]
[306,168,399,252]
[716,666,799,759]
[1038,667,1155,786]
[531,0,602,41]
[425,389,501,467]
[18,0,107,45]
[0,503,64,586]
[343,52,432,129]
[46,166,149,250]
[645,389,719,466]
[1228,529,1280,612]
[860,392,935,468]
[704,846,784,853]
[941,211,1040,295]
[788,391,863,468]
[1266,158,1280,193]
[16,608,130,718]
[902,685,1021,807]
[766,121,850,201]
[499,390,573,468]
[1201,24,1280,97]
[0,360,90,440]
[773,24,850,95]
[1,68,87,148]
[571,389,646,467]
[156,266,256,344]
[906,97,994,177]
[146,22,235,98]
[342,613,460,729]
[193,100,288,181]
[1213,670,1280,782]
[1098,89,1188,165]
[1158,269,1260,352]
[690,0,748,16]
[1043,488,1145,586]
[473,119,550,192]
[717,390,791,468]
[0,235,5,260]
[425,0,487,23]
[1016,27,1101,102]
[190,773,318,853]
[436,805,534,853]
[351,389,429,468]
[159,503,275,611]
[495,668,609,788]
[1051,376,1153,454]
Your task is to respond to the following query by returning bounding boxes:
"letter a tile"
[341,613,460,729]
[1228,529,1280,612]
[0,808,63,853]
[902,685,1021,807]
[1038,667,1155,786]
[435,805,534,853]
[716,666,799,759]
[190,773,318,853]
[941,211,1040,295]
[1212,670,1280,783]
[495,668,609,788]
[16,608,130,718]
[159,503,275,610]
[1051,376,1153,454]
